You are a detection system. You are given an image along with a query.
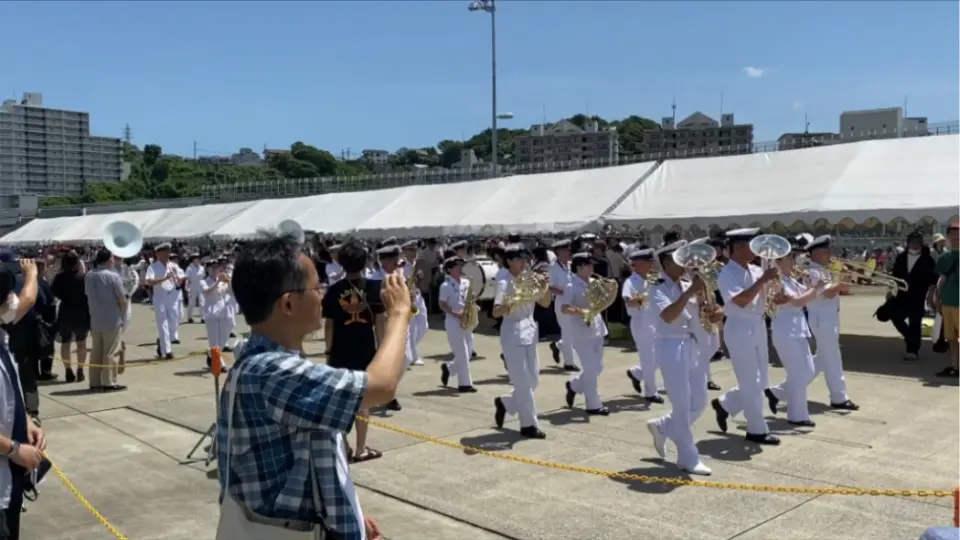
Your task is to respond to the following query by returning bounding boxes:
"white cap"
[656,239,688,256]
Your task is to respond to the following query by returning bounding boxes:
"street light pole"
[469,0,498,176]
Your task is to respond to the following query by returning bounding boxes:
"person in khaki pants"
[84,249,128,392]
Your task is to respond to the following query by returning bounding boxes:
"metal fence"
[200,122,959,203]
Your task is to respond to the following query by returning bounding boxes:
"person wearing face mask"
[0,259,47,540]
[885,231,937,361]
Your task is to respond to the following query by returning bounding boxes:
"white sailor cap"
[442,256,465,271]
[794,233,814,248]
[449,240,468,250]
[571,252,593,264]
[502,243,529,260]
[628,248,654,261]
[375,245,401,258]
[689,237,709,245]
[805,234,832,251]
[724,228,760,242]
[551,239,572,250]
[577,233,598,242]
[381,236,399,246]
[329,243,343,251]
[400,239,419,250]
[656,239,688,257]
[155,242,172,252]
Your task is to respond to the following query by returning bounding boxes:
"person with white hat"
[547,239,580,372]
[143,243,185,360]
[400,240,428,368]
[559,252,610,416]
[437,256,476,392]
[622,247,663,403]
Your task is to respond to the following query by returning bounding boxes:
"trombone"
[748,234,792,318]
[671,243,721,332]
[798,257,908,293]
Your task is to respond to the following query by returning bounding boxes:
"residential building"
[231,147,261,166]
[514,119,619,166]
[0,92,124,198]
[839,107,928,141]
[777,132,842,151]
[361,149,391,167]
[638,112,754,159]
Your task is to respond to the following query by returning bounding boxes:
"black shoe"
[223,346,234,353]
[563,365,580,372]
[201,319,206,324]
[764,388,780,415]
[172,339,181,345]
[76,369,85,383]
[471,350,478,359]
[830,400,859,411]
[229,332,236,338]
[626,370,643,394]
[564,381,576,408]
[187,318,195,324]
[206,354,212,368]
[711,350,724,361]
[788,420,816,428]
[103,385,128,393]
[440,364,450,387]
[500,353,506,370]
[38,372,57,382]
[549,342,560,364]
[89,386,104,393]
[707,381,721,391]
[386,399,402,411]
[64,368,76,384]
[493,397,506,429]
[586,406,610,416]
[165,353,174,360]
[711,398,729,433]
[746,432,781,445]
[457,386,477,393]
[519,426,546,439]
[935,366,960,378]
[645,395,665,404]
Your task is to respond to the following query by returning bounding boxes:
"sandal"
[350,447,383,463]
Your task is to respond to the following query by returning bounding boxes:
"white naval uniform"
[548,261,578,368]
[494,274,541,429]
[326,261,345,284]
[185,263,207,320]
[225,262,238,335]
[202,276,236,351]
[805,263,850,404]
[402,261,428,368]
[559,275,608,410]
[116,263,139,329]
[145,260,185,356]
[767,276,815,422]
[648,276,709,469]
[693,285,722,371]
[622,272,659,397]
[438,275,473,387]
[716,260,771,435]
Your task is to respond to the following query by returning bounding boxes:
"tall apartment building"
[0,92,124,198]
[638,112,754,159]
[514,120,619,166]
[839,107,928,141]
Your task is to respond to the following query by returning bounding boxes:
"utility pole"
[122,124,132,144]
[804,113,810,134]
[193,141,198,160]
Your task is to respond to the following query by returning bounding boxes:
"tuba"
[103,220,144,259]
[749,234,792,318]
[580,273,619,325]
[672,243,720,332]
[279,219,306,245]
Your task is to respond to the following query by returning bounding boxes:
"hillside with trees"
[41,114,659,207]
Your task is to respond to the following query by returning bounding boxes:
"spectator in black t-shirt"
[321,241,386,463]
[51,251,90,383]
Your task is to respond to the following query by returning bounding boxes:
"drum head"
[462,258,494,300]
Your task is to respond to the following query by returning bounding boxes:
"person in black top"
[321,241,386,463]
[51,251,90,383]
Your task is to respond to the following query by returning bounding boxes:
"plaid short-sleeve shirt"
[216,333,369,539]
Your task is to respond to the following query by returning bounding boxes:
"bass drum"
[461,257,501,302]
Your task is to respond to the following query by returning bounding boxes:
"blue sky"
[2,1,957,158]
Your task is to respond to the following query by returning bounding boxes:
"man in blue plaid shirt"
[217,236,411,540]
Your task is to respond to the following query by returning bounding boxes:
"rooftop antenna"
[671,96,677,124]
[804,113,810,134]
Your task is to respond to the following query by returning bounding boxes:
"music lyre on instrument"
[672,243,720,332]
[749,234,793,318]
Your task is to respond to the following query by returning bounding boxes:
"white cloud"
[743,66,765,78]
[793,101,803,110]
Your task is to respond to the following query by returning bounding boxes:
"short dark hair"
[0,267,16,301]
[95,249,112,266]
[336,241,368,274]
[61,251,80,272]
[232,234,308,325]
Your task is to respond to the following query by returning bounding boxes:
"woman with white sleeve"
[558,252,610,415]
[437,256,476,392]
[763,240,825,427]
[202,258,235,369]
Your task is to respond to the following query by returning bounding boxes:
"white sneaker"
[681,461,712,476]
[647,419,666,458]
[413,358,424,366]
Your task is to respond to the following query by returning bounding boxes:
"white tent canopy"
[604,135,960,230]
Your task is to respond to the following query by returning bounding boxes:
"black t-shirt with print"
[321,277,384,371]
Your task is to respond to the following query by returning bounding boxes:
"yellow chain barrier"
[357,415,957,499]
[45,455,129,540]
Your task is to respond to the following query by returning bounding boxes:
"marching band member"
[326,244,345,284]
[689,237,723,388]
[201,257,234,370]
[710,228,782,446]
[170,253,184,344]
[803,235,859,411]
[438,256,476,391]
[548,239,580,372]
[184,254,206,323]
[450,240,469,261]
[492,244,552,439]
[401,240,428,367]
[559,252,610,415]
[144,243,184,360]
[646,240,717,475]
[116,256,140,367]
[371,245,409,412]
[763,240,823,426]
[623,247,663,403]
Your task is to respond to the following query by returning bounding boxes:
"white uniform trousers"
[807,311,849,404]
[627,319,659,397]
[568,336,605,409]
[465,331,475,358]
[717,318,770,435]
[205,316,235,351]
[499,344,540,428]
[768,335,815,422]
[405,295,428,367]
[651,337,708,469]
[555,317,578,367]
[699,330,721,381]
[154,290,182,355]
[444,319,473,387]
[187,289,205,320]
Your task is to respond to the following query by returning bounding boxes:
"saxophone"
[460,281,480,331]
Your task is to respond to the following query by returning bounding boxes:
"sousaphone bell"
[279,219,305,245]
[103,220,144,259]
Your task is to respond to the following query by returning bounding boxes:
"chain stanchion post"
[186,347,221,466]
[953,487,958,527]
